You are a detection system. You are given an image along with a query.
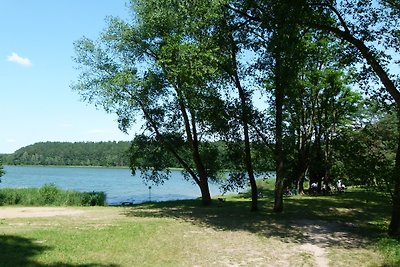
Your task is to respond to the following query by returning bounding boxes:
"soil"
[0,207,83,218]
[0,207,378,266]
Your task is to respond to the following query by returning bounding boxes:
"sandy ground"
[0,207,83,218]
[0,207,379,267]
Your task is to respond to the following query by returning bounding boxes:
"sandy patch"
[0,207,83,218]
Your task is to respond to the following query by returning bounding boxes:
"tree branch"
[309,23,400,105]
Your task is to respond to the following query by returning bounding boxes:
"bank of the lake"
[1,165,229,205]
[0,187,397,266]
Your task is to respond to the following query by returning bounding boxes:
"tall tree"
[230,0,400,235]
[228,0,307,212]
[261,1,306,212]
[300,0,400,237]
[213,6,260,211]
[72,0,228,206]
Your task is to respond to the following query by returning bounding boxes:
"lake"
[1,166,229,205]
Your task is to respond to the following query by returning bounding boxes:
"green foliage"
[0,159,4,177]
[80,191,107,206]
[378,238,400,266]
[333,110,397,193]
[130,134,181,174]
[39,183,60,205]
[130,134,228,185]
[8,141,130,167]
[0,184,106,206]
[71,0,400,217]
[72,0,232,206]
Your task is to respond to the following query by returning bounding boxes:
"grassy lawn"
[0,183,399,266]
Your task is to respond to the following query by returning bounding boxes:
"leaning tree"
[72,0,230,206]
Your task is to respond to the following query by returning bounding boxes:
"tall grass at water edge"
[0,183,105,206]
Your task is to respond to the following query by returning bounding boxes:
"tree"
[276,31,361,194]
[230,0,400,236]
[254,0,307,212]
[72,0,230,206]
[334,104,397,193]
[227,0,311,211]
[0,159,4,178]
[210,5,261,211]
[299,0,400,238]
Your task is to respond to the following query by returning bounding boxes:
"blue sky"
[0,0,136,153]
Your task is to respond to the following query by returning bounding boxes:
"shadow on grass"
[0,235,119,267]
[123,188,391,249]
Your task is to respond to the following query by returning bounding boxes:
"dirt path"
[291,219,368,267]
[300,243,329,267]
[0,207,83,218]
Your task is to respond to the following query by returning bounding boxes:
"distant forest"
[0,141,275,171]
[1,141,131,167]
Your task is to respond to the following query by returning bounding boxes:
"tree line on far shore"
[0,141,276,171]
[1,141,131,167]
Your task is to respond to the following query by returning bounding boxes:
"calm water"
[1,166,226,204]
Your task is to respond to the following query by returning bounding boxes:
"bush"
[81,191,107,206]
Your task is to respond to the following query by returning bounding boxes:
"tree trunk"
[295,148,309,194]
[226,34,258,211]
[199,176,212,206]
[236,76,258,212]
[388,177,400,237]
[389,109,400,236]
[297,175,305,194]
[296,165,307,195]
[274,79,285,212]
[176,88,212,206]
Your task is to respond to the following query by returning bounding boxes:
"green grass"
[0,184,399,266]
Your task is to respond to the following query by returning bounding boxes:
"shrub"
[81,191,106,206]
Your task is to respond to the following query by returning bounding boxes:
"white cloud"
[7,52,32,67]
[7,139,17,143]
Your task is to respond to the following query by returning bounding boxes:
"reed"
[0,183,106,206]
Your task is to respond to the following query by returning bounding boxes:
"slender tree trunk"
[389,109,400,237]
[296,159,308,195]
[190,110,212,206]
[137,99,211,204]
[176,89,212,206]
[297,173,305,194]
[234,74,258,212]
[244,119,259,211]
[274,81,285,212]
[225,32,258,211]
[294,140,309,194]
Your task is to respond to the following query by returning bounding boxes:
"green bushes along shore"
[0,184,106,206]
